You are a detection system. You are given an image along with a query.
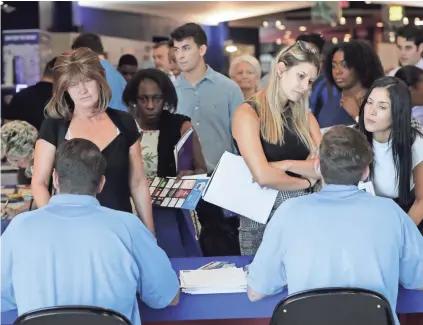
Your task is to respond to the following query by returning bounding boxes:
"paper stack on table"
[180,267,247,294]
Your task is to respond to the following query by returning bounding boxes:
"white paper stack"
[179,267,247,294]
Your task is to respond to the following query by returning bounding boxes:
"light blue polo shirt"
[1,194,179,325]
[101,59,127,111]
[174,66,244,172]
[248,185,423,324]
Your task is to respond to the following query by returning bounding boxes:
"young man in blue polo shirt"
[170,23,244,256]
[247,126,423,323]
[1,139,180,325]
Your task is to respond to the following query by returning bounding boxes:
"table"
[154,207,202,258]
[2,256,422,325]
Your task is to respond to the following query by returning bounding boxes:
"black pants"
[196,199,240,257]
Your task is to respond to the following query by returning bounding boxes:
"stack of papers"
[180,267,247,294]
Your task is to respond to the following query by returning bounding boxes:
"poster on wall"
[2,30,52,86]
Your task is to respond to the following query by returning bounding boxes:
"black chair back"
[270,287,395,325]
[14,305,132,325]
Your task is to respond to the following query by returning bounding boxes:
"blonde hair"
[229,55,262,80]
[253,41,320,150]
[46,47,111,120]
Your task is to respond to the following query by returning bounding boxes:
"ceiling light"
[376,22,383,27]
[263,21,268,28]
[330,21,337,27]
[276,38,282,45]
[415,17,421,25]
[276,20,281,26]
[225,45,238,53]
[356,17,362,25]
[403,17,409,25]
[340,17,346,25]
[365,1,371,3]
[277,24,286,30]
[332,37,338,44]
[389,35,396,43]
[299,26,307,32]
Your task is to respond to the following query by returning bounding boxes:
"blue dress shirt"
[101,59,127,111]
[1,194,179,325]
[248,185,423,325]
[174,66,244,172]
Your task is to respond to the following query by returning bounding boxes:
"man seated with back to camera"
[1,138,180,325]
[246,126,423,324]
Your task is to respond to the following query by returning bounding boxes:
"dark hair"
[319,125,373,185]
[396,25,423,47]
[118,54,138,67]
[395,65,423,88]
[324,40,384,90]
[43,57,57,78]
[122,68,178,113]
[153,40,170,50]
[168,39,174,48]
[171,23,207,47]
[358,76,423,206]
[55,138,107,195]
[71,33,104,54]
[296,33,326,53]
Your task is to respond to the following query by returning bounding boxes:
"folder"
[202,151,278,224]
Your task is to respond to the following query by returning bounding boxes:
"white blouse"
[372,135,423,199]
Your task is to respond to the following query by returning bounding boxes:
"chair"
[270,287,395,325]
[14,306,132,325]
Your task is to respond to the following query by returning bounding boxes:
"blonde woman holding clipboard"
[232,41,322,255]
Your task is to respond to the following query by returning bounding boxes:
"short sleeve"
[121,214,179,309]
[398,206,423,289]
[110,110,140,147]
[38,118,60,147]
[412,134,423,169]
[247,200,293,296]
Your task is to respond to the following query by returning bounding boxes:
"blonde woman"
[232,41,322,255]
[229,55,262,100]
[31,48,155,234]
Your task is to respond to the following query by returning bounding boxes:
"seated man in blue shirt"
[247,126,423,322]
[1,139,180,325]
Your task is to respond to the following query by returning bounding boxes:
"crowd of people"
[1,22,423,325]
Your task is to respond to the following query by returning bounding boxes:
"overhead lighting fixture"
[389,35,396,43]
[299,26,307,32]
[330,21,337,27]
[340,17,346,25]
[225,45,238,53]
[356,17,362,25]
[263,21,269,28]
[276,20,281,26]
[276,38,282,45]
[415,17,421,25]
[376,22,384,27]
[403,17,409,25]
[332,37,338,44]
[365,1,371,3]
[277,24,286,30]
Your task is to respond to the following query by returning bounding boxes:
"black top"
[234,101,309,177]
[155,110,191,178]
[2,82,53,131]
[38,108,140,213]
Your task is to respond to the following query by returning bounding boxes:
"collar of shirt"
[319,184,361,197]
[48,194,100,207]
[176,65,216,88]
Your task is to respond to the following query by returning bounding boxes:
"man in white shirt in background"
[388,25,423,76]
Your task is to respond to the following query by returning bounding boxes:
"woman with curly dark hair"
[325,40,384,124]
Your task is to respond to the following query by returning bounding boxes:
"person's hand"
[340,95,360,120]
[175,170,195,182]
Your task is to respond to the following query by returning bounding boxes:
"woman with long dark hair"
[358,77,423,232]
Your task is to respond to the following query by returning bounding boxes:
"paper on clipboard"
[202,151,278,224]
